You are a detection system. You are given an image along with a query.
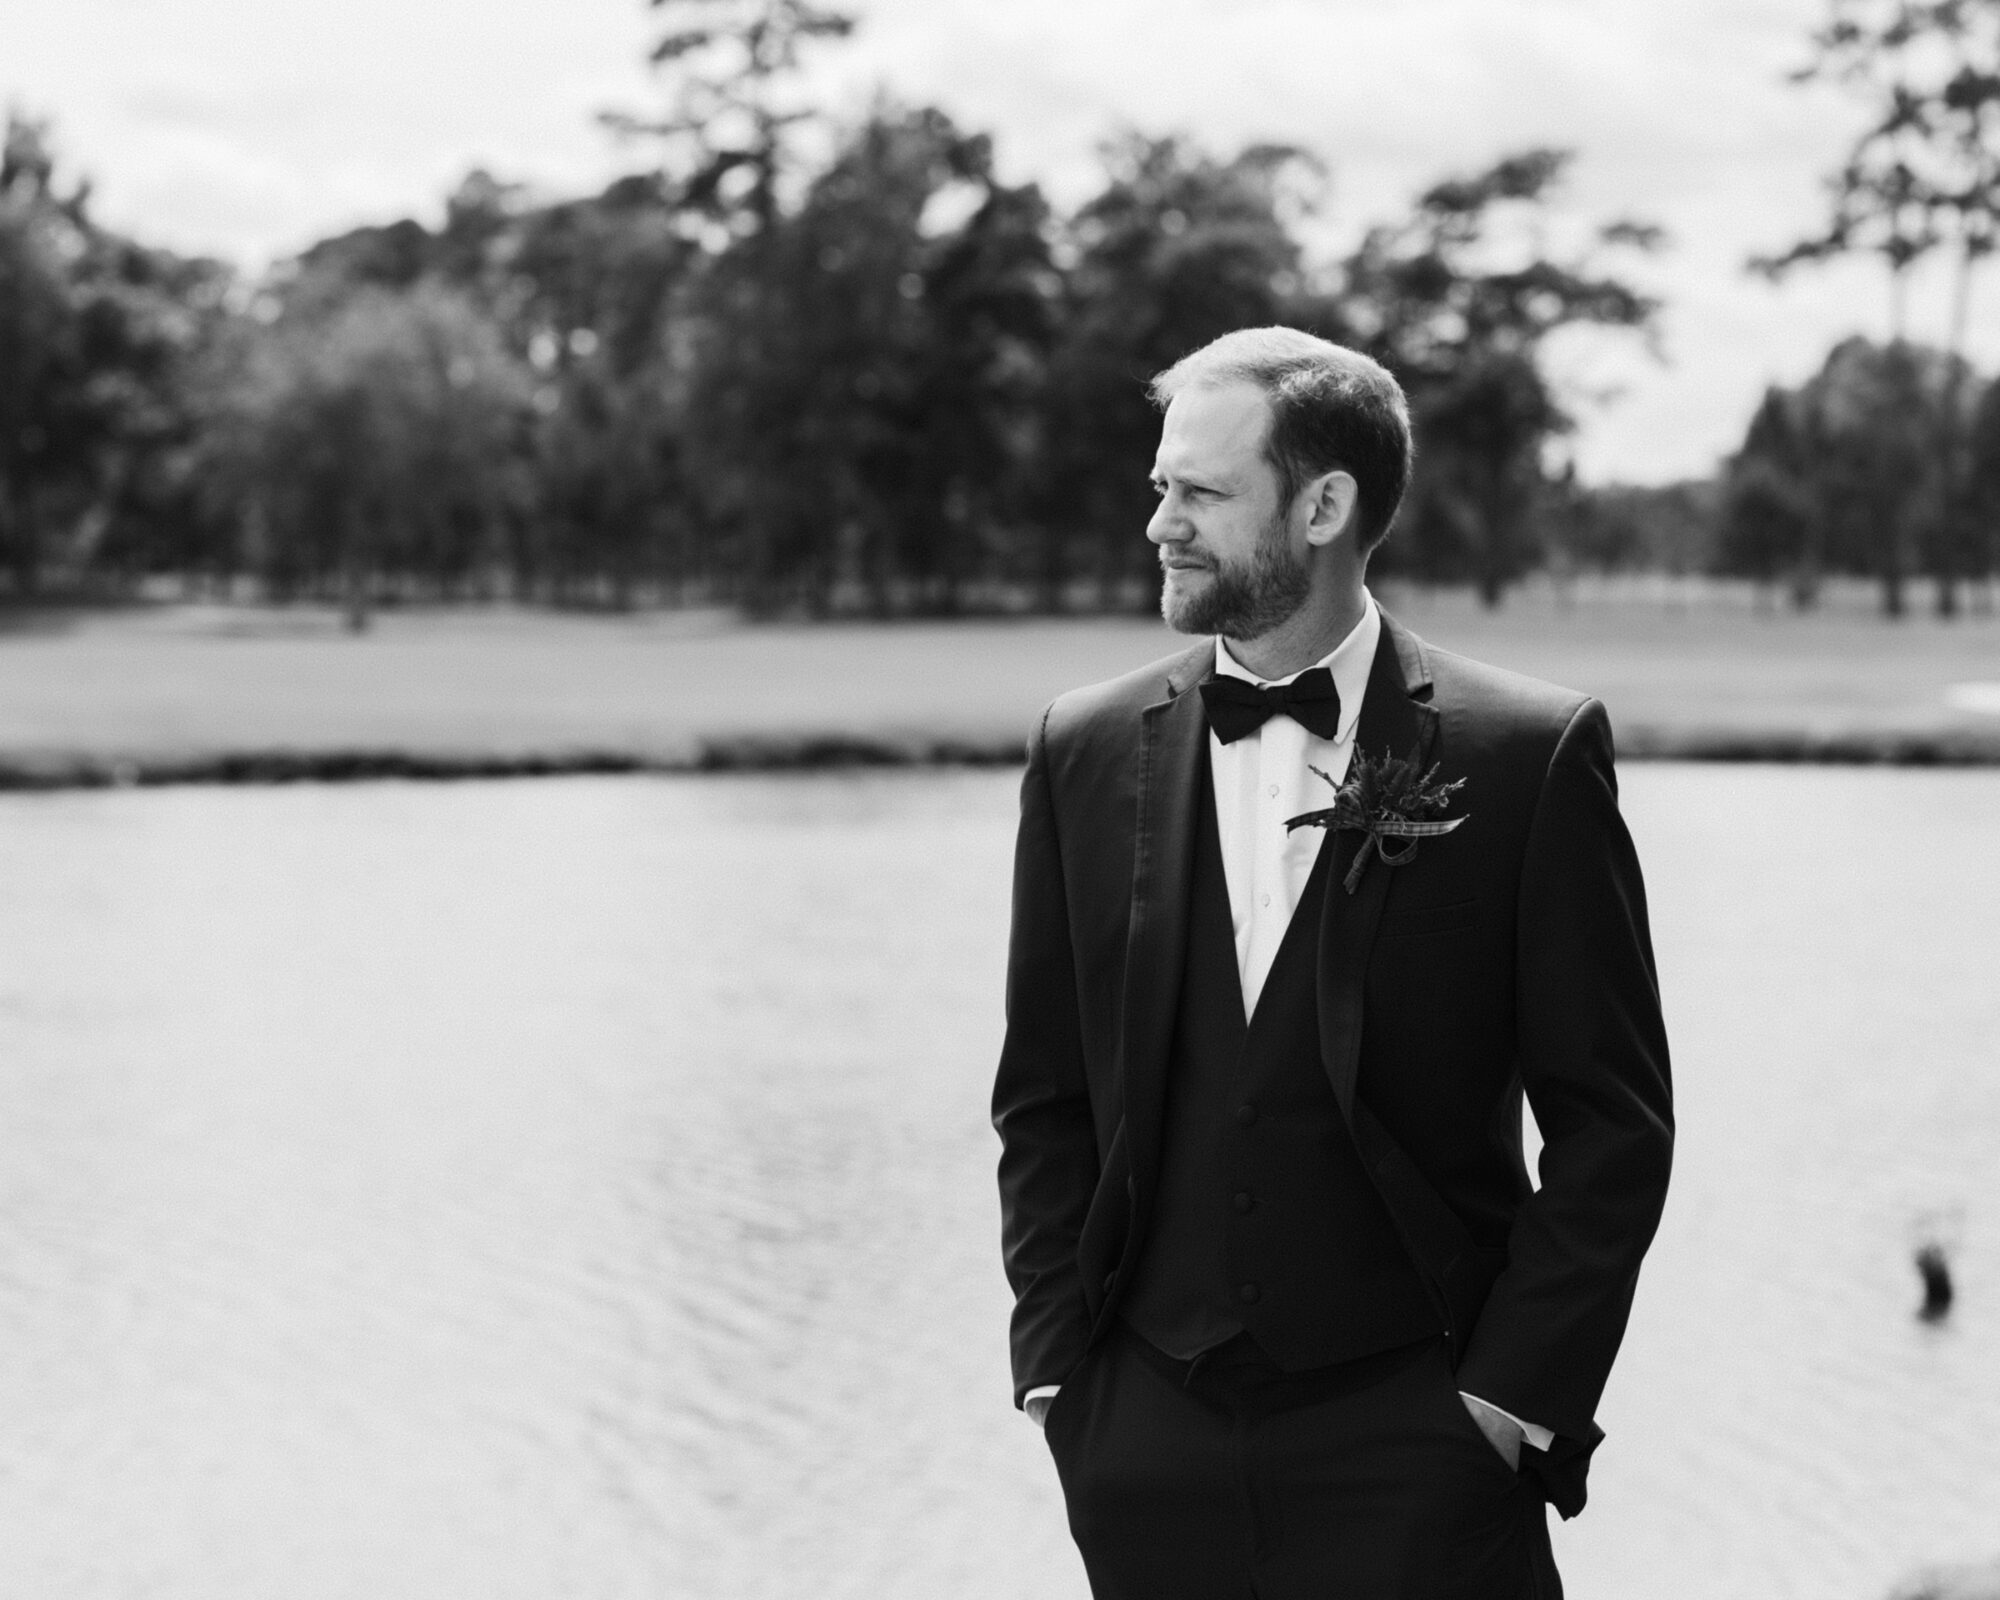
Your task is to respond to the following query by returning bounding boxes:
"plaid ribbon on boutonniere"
[1284,747,1471,895]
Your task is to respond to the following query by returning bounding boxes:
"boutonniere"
[1284,747,1471,895]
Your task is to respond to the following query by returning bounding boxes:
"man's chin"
[1159,569,1214,634]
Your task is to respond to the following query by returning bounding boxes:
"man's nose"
[1146,495,1184,547]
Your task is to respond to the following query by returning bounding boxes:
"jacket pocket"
[1042,1343,1100,1457]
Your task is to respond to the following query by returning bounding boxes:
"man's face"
[1147,380,1310,641]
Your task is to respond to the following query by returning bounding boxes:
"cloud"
[1,0,657,262]
[824,0,1951,480]
[3,0,1981,480]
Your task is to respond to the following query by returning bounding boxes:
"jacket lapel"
[1317,611,1439,1119]
[1117,641,1212,1200]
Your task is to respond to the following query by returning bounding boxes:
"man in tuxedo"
[992,327,1673,1598]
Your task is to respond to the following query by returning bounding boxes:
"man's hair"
[1149,327,1414,554]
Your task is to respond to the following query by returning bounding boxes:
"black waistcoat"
[1121,759,1441,1371]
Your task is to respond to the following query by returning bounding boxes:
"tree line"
[4,0,1999,620]
[1716,335,2000,613]
[1722,0,2000,616]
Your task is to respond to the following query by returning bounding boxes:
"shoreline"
[6,723,2000,792]
[6,598,1999,790]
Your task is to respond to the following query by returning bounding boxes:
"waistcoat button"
[1233,1191,1254,1213]
[1235,1102,1258,1127]
[1238,1282,1261,1305]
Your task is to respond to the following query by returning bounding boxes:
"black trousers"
[1043,1324,1561,1600]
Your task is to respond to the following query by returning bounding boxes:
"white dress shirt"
[1030,590,1551,1454]
[1208,598,1378,1018]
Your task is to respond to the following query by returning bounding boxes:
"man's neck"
[1223,587,1369,681]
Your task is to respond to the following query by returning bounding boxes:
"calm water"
[0,767,1996,1599]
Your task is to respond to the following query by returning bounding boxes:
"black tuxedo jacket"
[992,611,1673,1515]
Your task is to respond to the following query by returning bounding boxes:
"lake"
[0,767,1996,1599]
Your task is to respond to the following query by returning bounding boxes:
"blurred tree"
[1716,390,1823,605]
[207,285,533,626]
[494,173,694,378]
[501,176,707,604]
[1345,149,1662,605]
[286,170,697,380]
[682,103,1054,614]
[0,117,88,593]
[1847,338,1972,613]
[277,169,709,603]
[80,241,239,588]
[1807,338,1960,615]
[1961,366,2000,596]
[530,348,699,605]
[1722,336,1971,614]
[291,217,436,295]
[1548,477,1721,577]
[0,113,234,595]
[1041,135,1324,609]
[1384,351,1566,605]
[1750,105,1943,338]
[607,0,857,239]
[875,153,1056,613]
[1759,0,2000,611]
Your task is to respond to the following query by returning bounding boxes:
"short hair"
[1149,327,1414,553]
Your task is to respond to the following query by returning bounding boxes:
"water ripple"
[0,770,1994,1598]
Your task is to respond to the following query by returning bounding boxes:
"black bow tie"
[1199,667,1342,744]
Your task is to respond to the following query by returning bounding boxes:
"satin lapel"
[1317,614,1440,1119]
[1116,656,1210,1199]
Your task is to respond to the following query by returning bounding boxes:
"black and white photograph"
[2,1,1999,1595]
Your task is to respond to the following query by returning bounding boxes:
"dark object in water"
[1888,1555,2000,1599]
[1916,1243,1954,1323]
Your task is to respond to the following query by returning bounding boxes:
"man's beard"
[1159,512,1311,641]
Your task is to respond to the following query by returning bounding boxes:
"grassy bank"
[2,583,1997,787]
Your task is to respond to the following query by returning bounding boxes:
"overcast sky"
[5,0,1990,483]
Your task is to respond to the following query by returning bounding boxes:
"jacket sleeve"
[992,706,1101,1407]
[1454,698,1674,1455]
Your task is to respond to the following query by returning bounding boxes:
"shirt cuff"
[1024,1384,1060,1421]
[1459,1391,1555,1452]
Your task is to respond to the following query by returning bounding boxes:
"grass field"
[2,580,1998,784]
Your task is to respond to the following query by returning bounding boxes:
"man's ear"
[1302,470,1360,548]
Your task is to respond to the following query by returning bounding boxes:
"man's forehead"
[1154,380,1273,474]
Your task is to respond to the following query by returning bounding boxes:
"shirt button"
[1238,1283,1261,1305]
[1267,784,1279,798]
[1236,1102,1258,1127]
[1259,892,1271,908]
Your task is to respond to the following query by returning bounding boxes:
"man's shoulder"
[1389,618,1609,770]
[1422,639,1592,729]
[1038,637,1211,749]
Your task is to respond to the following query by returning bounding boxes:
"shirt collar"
[1212,590,1378,746]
